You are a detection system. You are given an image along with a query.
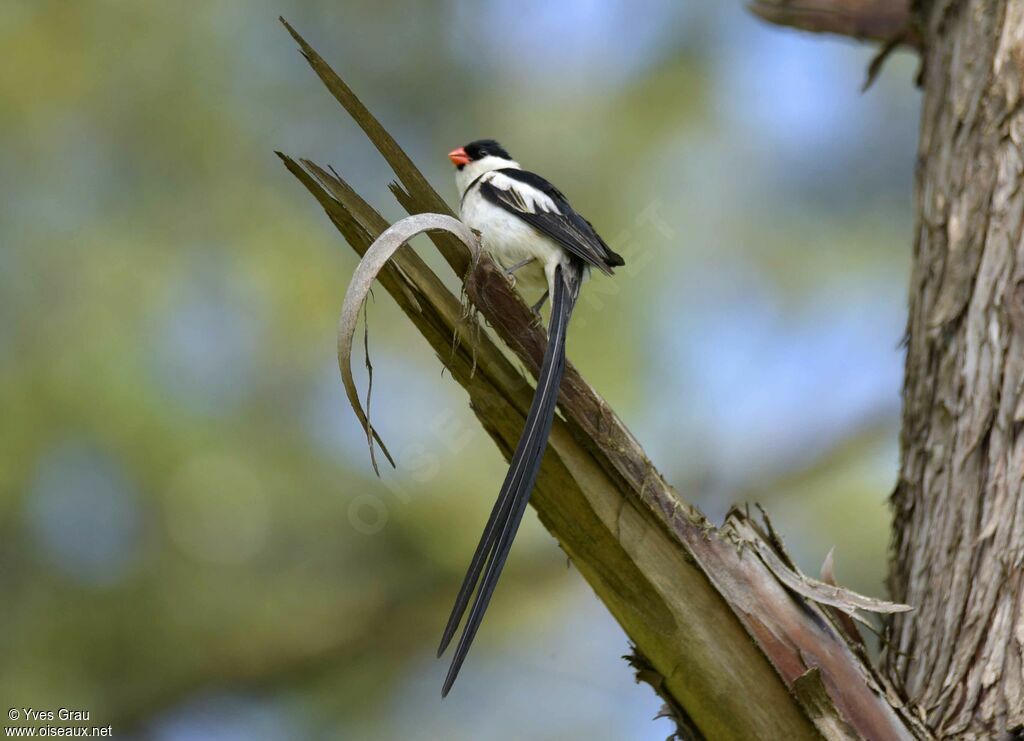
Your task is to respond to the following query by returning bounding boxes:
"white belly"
[461,193,562,298]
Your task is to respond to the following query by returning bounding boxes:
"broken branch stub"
[337,213,479,474]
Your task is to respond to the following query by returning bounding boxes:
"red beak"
[448,147,471,166]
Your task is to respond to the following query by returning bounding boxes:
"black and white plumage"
[452,139,623,307]
[437,139,623,696]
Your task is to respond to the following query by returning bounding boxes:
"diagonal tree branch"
[279,18,931,739]
[748,0,921,48]
[747,0,923,91]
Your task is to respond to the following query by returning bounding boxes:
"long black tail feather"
[438,262,580,697]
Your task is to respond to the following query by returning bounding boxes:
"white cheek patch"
[487,173,559,214]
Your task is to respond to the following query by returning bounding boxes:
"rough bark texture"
[885,1,1024,737]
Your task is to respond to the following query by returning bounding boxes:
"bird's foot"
[527,292,549,327]
[502,257,536,289]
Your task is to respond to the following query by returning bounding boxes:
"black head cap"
[463,139,512,161]
[449,139,513,170]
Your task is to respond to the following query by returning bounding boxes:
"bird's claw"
[501,257,536,290]
[528,294,549,327]
[529,291,549,317]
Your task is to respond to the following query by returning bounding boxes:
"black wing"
[479,168,625,273]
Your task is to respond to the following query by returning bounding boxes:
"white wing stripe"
[483,172,560,214]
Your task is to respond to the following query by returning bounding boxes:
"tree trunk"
[885,2,1024,736]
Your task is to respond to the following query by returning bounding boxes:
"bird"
[437,139,624,696]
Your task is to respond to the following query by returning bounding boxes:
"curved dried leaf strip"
[820,547,868,647]
[337,213,479,475]
[753,537,913,616]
